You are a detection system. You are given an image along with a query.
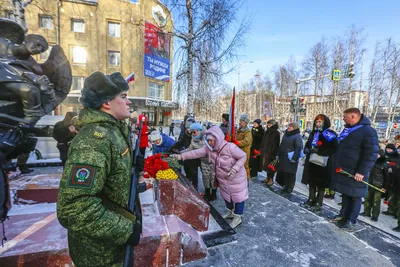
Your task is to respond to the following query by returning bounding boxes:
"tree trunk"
[186,0,194,115]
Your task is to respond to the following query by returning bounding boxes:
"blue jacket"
[331,115,379,197]
[152,133,176,155]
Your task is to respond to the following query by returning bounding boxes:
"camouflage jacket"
[236,126,252,157]
[57,108,134,267]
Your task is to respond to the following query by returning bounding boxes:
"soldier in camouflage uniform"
[57,71,141,267]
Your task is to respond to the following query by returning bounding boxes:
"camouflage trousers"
[364,190,382,218]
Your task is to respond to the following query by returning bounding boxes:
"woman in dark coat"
[260,119,280,186]
[301,114,338,212]
[249,119,265,178]
[276,122,303,196]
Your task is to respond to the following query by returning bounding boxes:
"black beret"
[80,71,129,109]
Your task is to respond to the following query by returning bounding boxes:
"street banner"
[144,21,170,82]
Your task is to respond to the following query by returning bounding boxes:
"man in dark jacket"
[169,117,200,189]
[260,119,280,186]
[249,119,265,178]
[382,144,400,219]
[220,113,229,138]
[169,122,175,136]
[329,108,379,231]
[52,111,78,166]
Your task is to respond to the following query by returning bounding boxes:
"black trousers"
[277,171,296,193]
[184,159,200,190]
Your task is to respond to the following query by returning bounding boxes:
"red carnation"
[384,200,389,205]
[164,154,168,158]
[253,149,261,155]
[317,141,323,147]
[389,162,396,167]
[336,167,343,173]
[253,156,257,159]
[143,173,150,178]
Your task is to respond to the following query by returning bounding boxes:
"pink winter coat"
[181,126,249,203]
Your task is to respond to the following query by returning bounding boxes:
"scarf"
[311,129,336,147]
[338,125,363,143]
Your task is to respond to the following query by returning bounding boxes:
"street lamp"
[237,60,254,122]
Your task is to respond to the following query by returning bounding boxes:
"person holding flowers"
[329,108,379,231]
[260,119,281,186]
[382,143,400,222]
[249,119,265,179]
[171,126,248,229]
[301,114,338,212]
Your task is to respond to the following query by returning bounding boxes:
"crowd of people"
[154,108,400,234]
[31,70,397,265]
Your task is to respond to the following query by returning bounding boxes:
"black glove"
[126,220,142,246]
[0,129,21,154]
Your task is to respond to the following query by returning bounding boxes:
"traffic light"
[290,98,297,113]
[347,62,355,78]
[299,98,306,113]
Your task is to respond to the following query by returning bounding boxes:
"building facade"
[2,0,178,125]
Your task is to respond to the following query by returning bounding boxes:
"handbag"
[309,153,329,167]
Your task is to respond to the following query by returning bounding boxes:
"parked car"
[33,115,64,159]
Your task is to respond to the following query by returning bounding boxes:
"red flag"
[227,87,235,141]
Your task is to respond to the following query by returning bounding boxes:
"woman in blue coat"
[150,131,176,155]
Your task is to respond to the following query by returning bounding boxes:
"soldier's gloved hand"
[227,169,237,180]
[126,221,142,246]
[170,154,182,160]
[0,129,21,154]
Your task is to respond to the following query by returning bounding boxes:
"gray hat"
[150,131,162,142]
[80,71,129,109]
[185,118,195,129]
[239,114,250,124]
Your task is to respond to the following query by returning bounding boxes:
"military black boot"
[203,188,211,201]
[209,189,217,201]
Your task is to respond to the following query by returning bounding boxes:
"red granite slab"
[157,179,210,231]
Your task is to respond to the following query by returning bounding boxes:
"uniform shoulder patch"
[68,164,96,189]
[93,126,107,139]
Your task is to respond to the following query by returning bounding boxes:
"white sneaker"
[222,208,234,219]
[229,213,242,228]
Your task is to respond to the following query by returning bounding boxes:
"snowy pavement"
[7,163,400,267]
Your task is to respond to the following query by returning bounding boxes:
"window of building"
[40,45,53,61]
[71,19,85,33]
[108,51,120,66]
[39,15,53,29]
[108,22,120,37]
[149,82,164,100]
[72,46,87,64]
[72,76,85,91]
[130,0,138,3]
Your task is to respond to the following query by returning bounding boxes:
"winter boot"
[266,178,274,186]
[229,213,242,228]
[209,189,217,201]
[311,204,322,213]
[222,208,234,220]
[359,211,370,217]
[300,199,313,208]
[203,188,211,201]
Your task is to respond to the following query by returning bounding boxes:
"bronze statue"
[0,18,72,125]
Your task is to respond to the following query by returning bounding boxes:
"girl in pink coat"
[172,126,248,228]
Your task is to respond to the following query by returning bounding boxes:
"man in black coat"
[52,112,77,167]
[260,119,280,186]
[249,119,265,178]
[329,108,379,231]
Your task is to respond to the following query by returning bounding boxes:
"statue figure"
[0,18,72,125]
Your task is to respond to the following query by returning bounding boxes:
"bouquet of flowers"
[335,167,385,193]
[267,159,278,172]
[143,154,169,178]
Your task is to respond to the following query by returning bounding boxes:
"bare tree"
[302,37,329,117]
[165,0,249,115]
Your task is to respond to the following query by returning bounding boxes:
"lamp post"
[237,60,254,123]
